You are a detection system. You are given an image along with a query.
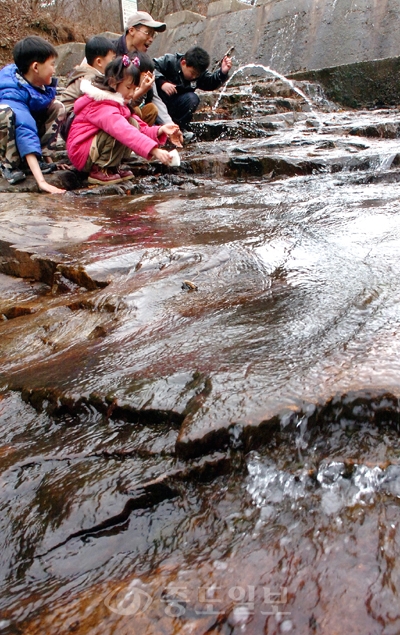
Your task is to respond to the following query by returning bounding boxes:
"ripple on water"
[4,123,400,632]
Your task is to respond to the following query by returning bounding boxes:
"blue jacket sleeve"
[4,97,42,158]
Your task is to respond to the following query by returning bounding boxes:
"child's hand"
[38,180,66,194]
[221,56,232,74]
[158,123,183,147]
[169,128,184,148]
[134,72,155,100]
[150,147,172,165]
[140,71,155,92]
[161,82,177,96]
[25,153,66,194]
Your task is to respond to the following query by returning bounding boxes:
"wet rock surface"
[2,76,400,633]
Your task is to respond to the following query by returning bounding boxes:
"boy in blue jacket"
[0,36,66,193]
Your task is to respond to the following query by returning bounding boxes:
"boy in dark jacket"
[154,46,232,131]
[0,36,65,193]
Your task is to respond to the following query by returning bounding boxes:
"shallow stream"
[1,87,400,633]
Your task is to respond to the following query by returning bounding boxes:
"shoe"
[183,131,196,143]
[115,166,134,182]
[39,161,57,174]
[88,165,123,185]
[23,160,57,175]
[1,165,26,184]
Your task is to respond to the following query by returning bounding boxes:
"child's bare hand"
[150,148,172,165]
[26,153,66,194]
[38,180,66,194]
[158,123,183,148]
[161,82,177,96]
[159,123,179,136]
[221,56,232,74]
[158,123,183,147]
[169,128,183,148]
[134,72,155,100]
[140,71,155,90]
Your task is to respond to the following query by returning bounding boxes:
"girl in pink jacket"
[67,55,181,185]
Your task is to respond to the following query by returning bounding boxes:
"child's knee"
[55,99,66,118]
[189,93,200,106]
[187,92,200,111]
[0,104,15,128]
[48,99,65,121]
[128,116,140,130]
[141,104,158,127]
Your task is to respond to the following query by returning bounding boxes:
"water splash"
[247,453,396,519]
[214,63,323,127]
[377,153,397,171]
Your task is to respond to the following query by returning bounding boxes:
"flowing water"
[1,85,400,633]
[214,63,321,121]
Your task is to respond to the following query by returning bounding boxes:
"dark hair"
[183,46,210,74]
[13,36,57,75]
[85,36,116,67]
[103,55,140,89]
[125,21,148,34]
[131,51,154,73]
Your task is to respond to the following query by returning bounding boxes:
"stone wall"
[291,57,400,108]
[150,0,400,75]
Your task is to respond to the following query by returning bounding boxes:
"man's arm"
[151,84,174,124]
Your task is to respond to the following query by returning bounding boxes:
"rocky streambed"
[1,76,400,633]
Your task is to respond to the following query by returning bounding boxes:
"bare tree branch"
[138,0,207,19]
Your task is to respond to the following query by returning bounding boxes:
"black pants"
[159,91,200,129]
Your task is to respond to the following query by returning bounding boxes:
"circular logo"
[104,585,153,616]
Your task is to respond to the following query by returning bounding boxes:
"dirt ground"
[0,2,100,68]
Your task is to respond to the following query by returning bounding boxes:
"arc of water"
[214,63,323,127]
[378,153,397,171]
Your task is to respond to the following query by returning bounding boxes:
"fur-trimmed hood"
[79,79,125,104]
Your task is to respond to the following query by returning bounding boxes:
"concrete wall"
[291,57,400,108]
[151,0,400,75]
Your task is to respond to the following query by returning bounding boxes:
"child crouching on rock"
[0,36,66,193]
[67,55,181,185]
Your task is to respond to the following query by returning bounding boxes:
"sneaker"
[39,161,57,174]
[1,165,26,184]
[88,165,123,185]
[116,166,134,182]
[23,160,57,175]
[183,131,196,143]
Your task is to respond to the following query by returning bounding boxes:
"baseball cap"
[126,11,167,32]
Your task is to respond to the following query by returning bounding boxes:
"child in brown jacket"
[60,36,116,117]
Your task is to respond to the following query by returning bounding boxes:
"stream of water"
[214,63,321,124]
[1,80,400,633]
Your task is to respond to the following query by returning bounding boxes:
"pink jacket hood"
[67,79,165,171]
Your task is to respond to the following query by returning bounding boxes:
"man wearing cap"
[113,10,178,132]
[114,10,166,56]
